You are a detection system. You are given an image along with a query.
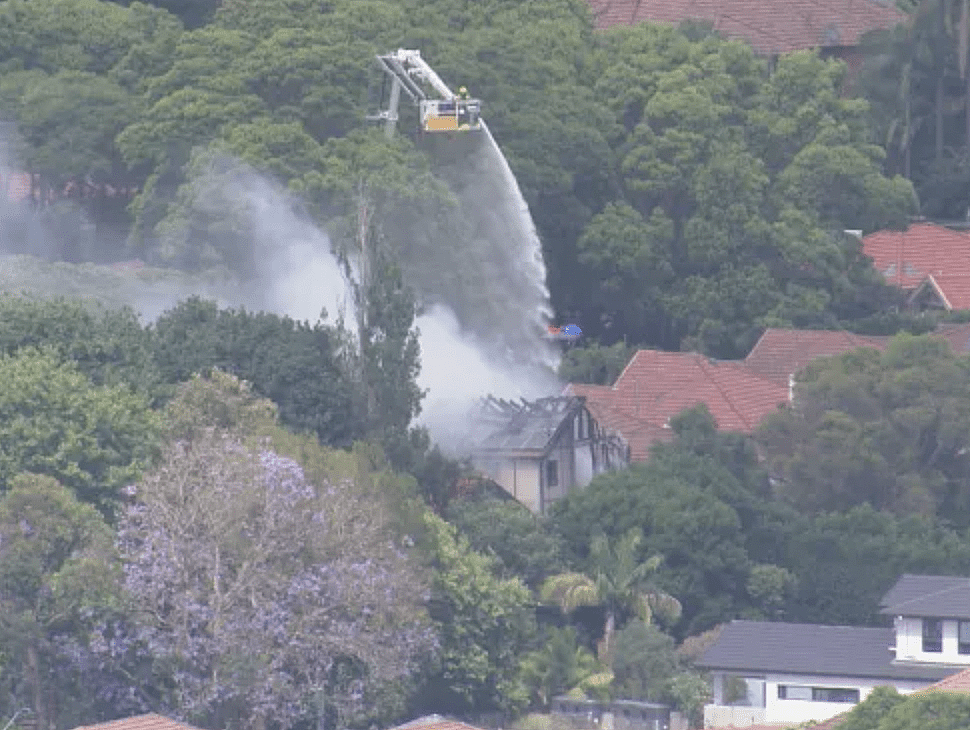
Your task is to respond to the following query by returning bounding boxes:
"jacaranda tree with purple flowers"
[111,423,436,730]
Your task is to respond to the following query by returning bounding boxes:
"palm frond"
[540,572,600,613]
[645,591,683,626]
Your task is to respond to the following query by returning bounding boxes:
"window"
[812,688,860,703]
[923,618,943,653]
[778,686,859,703]
[545,460,559,488]
[778,685,812,701]
[960,621,970,655]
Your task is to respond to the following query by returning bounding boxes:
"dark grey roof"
[879,574,970,619]
[467,396,582,452]
[697,620,963,681]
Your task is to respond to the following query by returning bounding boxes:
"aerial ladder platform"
[367,49,482,137]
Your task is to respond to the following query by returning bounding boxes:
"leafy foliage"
[149,297,357,446]
[418,512,535,716]
[109,426,435,730]
[446,495,567,589]
[609,619,680,702]
[0,349,160,519]
[758,334,970,524]
[540,529,681,666]
[519,626,607,709]
[0,473,119,730]
[0,295,162,401]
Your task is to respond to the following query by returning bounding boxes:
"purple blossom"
[99,428,436,730]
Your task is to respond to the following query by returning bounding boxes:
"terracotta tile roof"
[935,322,970,354]
[68,715,203,730]
[611,349,790,434]
[566,319,970,461]
[863,222,970,290]
[564,383,671,460]
[918,667,970,694]
[388,716,489,730]
[744,328,891,385]
[809,713,850,730]
[913,274,970,311]
[586,0,906,54]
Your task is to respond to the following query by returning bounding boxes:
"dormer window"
[960,621,970,655]
[922,618,943,653]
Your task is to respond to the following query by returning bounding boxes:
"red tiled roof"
[565,383,671,460]
[388,716,488,730]
[566,321,970,461]
[934,322,970,354]
[586,0,906,53]
[745,328,890,385]
[918,667,970,694]
[611,350,790,434]
[566,350,788,459]
[69,715,203,730]
[863,222,970,290]
[913,273,970,311]
[809,713,850,730]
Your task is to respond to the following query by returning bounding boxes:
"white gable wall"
[893,616,970,664]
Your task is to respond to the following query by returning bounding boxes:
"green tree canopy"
[540,529,682,667]
[758,334,970,525]
[149,297,357,446]
[0,473,119,730]
[417,512,535,716]
[0,349,160,518]
[579,25,915,355]
[446,495,567,589]
[0,295,161,401]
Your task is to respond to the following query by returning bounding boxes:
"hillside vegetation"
[0,1,968,730]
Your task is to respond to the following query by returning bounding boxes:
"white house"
[696,574,970,727]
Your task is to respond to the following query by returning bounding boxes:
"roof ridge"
[694,354,753,431]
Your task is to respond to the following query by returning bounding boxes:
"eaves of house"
[806,666,970,730]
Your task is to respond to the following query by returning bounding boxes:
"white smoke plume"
[0,135,562,456]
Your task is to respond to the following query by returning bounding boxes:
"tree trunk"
[597,610,616,669]
[906,87,913,179]
[938,0,947,163]
[965,70,970,154]
[26,643,48,730]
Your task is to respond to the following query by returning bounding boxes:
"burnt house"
[467,395,629,514]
